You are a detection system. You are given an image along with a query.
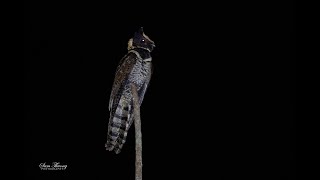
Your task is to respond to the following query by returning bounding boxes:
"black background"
[25,1,295,179]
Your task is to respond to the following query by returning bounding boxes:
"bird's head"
[128,27,155,52]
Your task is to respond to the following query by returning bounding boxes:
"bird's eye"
[141,39,145,42]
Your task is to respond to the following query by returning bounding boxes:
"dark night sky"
[25,1,295,179]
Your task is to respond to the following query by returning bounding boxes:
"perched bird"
[105,27,155,154]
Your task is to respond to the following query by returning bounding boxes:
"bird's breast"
[129,60,151,86]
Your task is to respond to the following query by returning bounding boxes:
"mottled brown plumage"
[106,27,155,154]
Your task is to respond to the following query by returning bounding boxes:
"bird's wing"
[109,52,138,111]
[106,52,138,154]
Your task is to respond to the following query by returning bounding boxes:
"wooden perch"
[131,83,142,180]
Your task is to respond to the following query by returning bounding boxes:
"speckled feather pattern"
[106,49,152,154]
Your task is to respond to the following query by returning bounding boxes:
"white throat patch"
[143,58,152,62]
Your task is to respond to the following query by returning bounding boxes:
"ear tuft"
[138,27,144,34]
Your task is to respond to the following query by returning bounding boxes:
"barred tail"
[105,98,134,154]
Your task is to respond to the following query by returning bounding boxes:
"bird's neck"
[130,48,151,60]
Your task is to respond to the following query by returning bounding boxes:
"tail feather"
[106,99,134,154]
[113,104,134,154]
